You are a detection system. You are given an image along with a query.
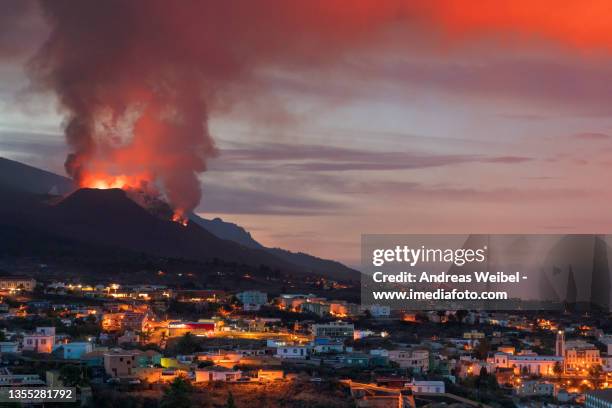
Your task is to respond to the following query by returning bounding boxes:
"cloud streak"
[212,143,532,172]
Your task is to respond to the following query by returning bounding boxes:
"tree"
[160,376,192,408]
[175,332,199,354]
[455,310,469,325]
[226,391,236,408]
[59,364,85,387]
[474,338,490,360]
[589,364,603,377]
[553,361,563,377]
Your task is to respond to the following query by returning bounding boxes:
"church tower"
[555,330,565,357]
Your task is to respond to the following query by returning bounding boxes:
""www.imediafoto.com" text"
[372,289,508,301]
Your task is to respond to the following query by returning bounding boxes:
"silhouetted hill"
[0,157,358,281]
[0,157,73,195]
[190,215,263,249]
[190,214,357,280]
[45,188,300,271]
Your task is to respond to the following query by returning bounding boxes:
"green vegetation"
[160,376,193,408]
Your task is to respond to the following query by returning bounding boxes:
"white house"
[388,349,429,372]
[366,304,391,318]
[406,380,445,394]
[489,352,563,376]
[194,366,242,382]
[276,345,310,359]
[22,327,57,354]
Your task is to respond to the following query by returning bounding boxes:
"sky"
[3,1,612,267]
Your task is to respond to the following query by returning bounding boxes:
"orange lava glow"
[171,210,189,227]
[79,171,189,226]
[80,172,152,191]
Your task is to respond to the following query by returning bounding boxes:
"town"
[0,274,610,407]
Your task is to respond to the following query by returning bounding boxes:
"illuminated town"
[0,275,609,407]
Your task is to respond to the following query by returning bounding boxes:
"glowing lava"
[171,210,189,227]
[80,173,151,191]
[79,172,189,227]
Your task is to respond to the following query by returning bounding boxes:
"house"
[490,352,563,376]
[122,312,149,332]
[276,294,318,310]
[63,342,93,360]
[406,380,445,394]
[167,320,216,337]
[339,353,370,368]
[0,368,45,387]
[313,337,344,354]
[0,342,18,353]
[104,350,137,378]
[194,366,242,382]
[366,304,391,318]
[0,276,36,292]
[300,301,331,317]
[257,369,284,381]
[564,339,601,371]
[514,380,554,397]
[388,349,429,372]
[329,301,360,317]
[311,321,354,339]
[236,291,267,306]
[276,345,310,359]
[22,327,56,353]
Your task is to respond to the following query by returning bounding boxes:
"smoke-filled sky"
[3,1,612,266]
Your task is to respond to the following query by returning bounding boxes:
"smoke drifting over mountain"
[24,0,612,218]
[27,0,406,218]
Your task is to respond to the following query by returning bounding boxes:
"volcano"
[3,187,298,272]
[0,157,357,281]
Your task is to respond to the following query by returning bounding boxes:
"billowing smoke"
[27,0,408,220]
[24,0,612,220]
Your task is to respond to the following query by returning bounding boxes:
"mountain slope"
[189,214,357,280]
[190,216,263,249]
[44,188,300,271]
[0,157,358,281]
[0,157,73,195]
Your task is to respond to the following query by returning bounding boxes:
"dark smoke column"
[26,0,413,218]
[28,0,219,218]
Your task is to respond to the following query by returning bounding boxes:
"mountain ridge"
[0,157,357,281]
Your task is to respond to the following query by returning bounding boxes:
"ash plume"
[26,0,406,217]
[23,0,612,218]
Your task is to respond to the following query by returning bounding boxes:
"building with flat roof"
[388,349,430,372]
[490,352,563,376]
[236,291,267,306]
[22,327,56,354]
[0,276,36,292]
[167,320,217,337]
[63,342,93,360]
[586,390,612,408]
[311,321,354,339]
[104,350,137,378]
